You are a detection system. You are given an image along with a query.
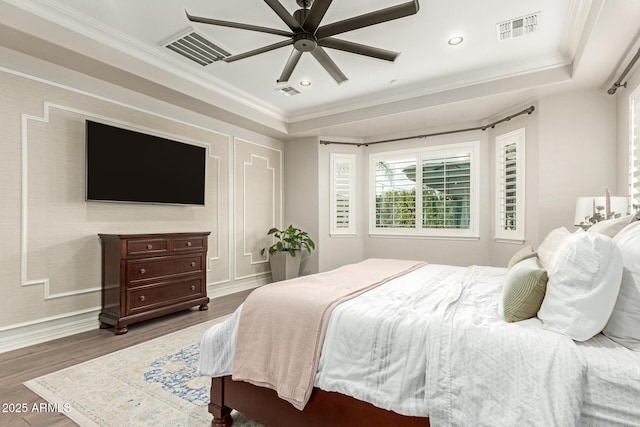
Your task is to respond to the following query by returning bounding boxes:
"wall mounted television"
[86,120,206,205]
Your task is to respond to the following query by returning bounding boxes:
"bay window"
[370,141,479,238]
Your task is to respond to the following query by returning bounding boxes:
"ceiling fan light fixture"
[448,36,464,46]
[186,0,420,84]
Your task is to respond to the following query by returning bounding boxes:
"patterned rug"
[24,316,264,427]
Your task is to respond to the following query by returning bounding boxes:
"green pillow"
[502,257,548,323]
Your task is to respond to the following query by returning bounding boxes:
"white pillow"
[587,214,635,237]
[537,232,623,341]
[603,221,640,350]
[537,227,571,269]
[507,245,537,269]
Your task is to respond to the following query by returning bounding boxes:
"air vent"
[497,12,539,41]
[275,86,301,96]
[163,29,230,66]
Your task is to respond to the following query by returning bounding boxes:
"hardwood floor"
[0,290,252,427]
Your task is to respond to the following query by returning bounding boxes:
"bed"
[199,220,640,427]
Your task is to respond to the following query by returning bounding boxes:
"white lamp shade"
[610,196,630,217]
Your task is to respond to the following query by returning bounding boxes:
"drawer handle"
[190,262,196,267]
[146,244,153,250]
[190,285,196,291]
[186,241,192,247]
[139,295,145,301]
[139,268,146,274]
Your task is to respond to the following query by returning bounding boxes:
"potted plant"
[260,225,315,282]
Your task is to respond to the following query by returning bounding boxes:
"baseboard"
[0,307,101,354]
[1,278,269,354]
[207,274,270,300]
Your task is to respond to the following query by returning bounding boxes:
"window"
[370,142,479,238]
[495,128,525,241]
[631,90,640,213]
[330,153,356,235]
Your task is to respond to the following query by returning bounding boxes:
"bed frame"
[208,376,430,427]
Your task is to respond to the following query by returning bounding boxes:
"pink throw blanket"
[232,258,427,410]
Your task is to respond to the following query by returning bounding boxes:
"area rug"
[25,316,264,427]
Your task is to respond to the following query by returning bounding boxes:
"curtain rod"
[319,105,535,147]
[607,47,640,95]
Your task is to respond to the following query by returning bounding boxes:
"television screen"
[86,120,206,205]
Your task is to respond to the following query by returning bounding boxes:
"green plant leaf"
[260,225,315,256]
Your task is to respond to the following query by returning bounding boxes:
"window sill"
[369,233,480,241]
[329,233,357,238]
[493,237,525,245]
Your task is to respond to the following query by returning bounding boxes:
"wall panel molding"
[20,101,227,299]
[243,154,275,265]
[233,137,282,280]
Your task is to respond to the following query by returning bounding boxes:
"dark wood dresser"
[98,232,211,334]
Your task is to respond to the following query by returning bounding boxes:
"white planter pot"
[269,251,302,282]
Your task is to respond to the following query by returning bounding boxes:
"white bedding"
[199,263,640,426]
[576,334,640,426]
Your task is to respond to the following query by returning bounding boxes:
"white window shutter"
[495,128,525,241]
[374,157,417,229]
[330,153,356,235]
[631,93,640,212]
[369,141,479,238]
[421,152,472,230]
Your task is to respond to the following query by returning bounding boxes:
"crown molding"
[2,0,289,123]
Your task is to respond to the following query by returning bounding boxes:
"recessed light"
[300,80,311,87]
[448,36,464,46]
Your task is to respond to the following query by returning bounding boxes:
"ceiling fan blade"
[316,0,420,39]
[263,0,303,32]
[318,38,399,62]
[223,40,293,63]
[186,10,292,37]
[302,0,333,34]
[311,47,347,84]
[277,49,303,83]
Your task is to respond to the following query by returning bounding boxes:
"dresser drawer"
[99,232,210,334]
[126,238,170,257]
[126,278,203,314]
[171,235,206,253]
[127,255,203,283]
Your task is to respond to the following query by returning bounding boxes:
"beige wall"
[537,89,617,237]
[0,53,283,351]
[361,129,493,267]
[318,142,365,272]
[283,137,320,274]
[1,45,626,351]
[286,91,619,270]
[234,138,282,280]
[488,102,541,267]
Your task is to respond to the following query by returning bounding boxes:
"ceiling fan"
[185,0,420,84]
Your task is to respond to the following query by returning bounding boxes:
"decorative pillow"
[507,245,537,269]
[537,232,623,341]
[588,214,635,237]
[603,221,640,350]
[536,227,571,269]
[503,257,548,322]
